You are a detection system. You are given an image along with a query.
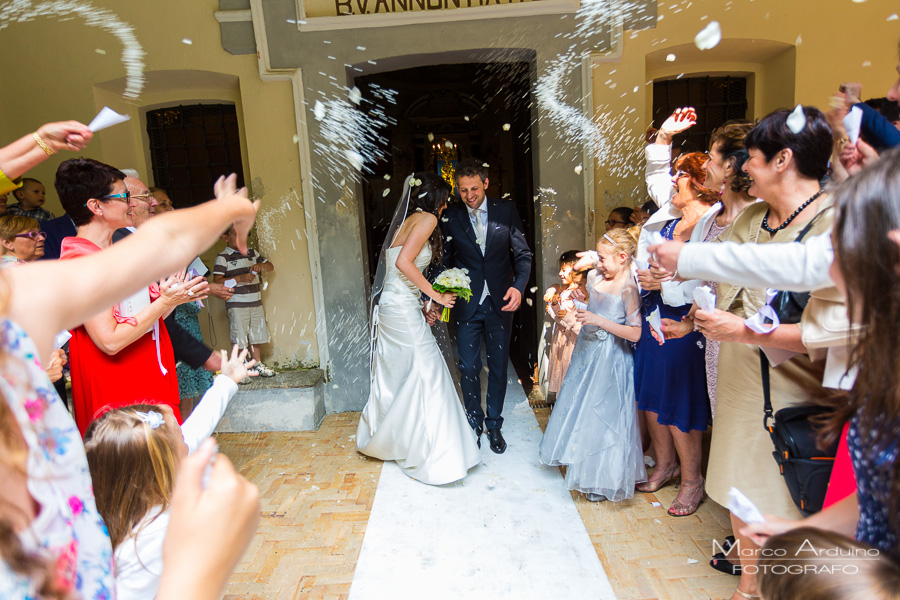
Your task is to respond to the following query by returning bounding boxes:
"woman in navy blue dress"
[633,151,718,516]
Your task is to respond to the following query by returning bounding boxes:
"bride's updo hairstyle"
[407,172,451,263]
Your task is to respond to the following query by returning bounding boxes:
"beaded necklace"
[761,189,824,234]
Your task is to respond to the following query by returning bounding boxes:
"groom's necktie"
[474,209,486,254]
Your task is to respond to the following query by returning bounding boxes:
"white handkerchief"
[633,258,650,270]
[54,330,72,350]
[572,299,588,311]
[843,106,863,144]
[647,307,665,344]
[224,278,237,288]
[89,106,131,132]
[648,231,665,246]
[744,289,780,334]
[760,345,800,367]
[727,487,765,524]
[692,285,717,312]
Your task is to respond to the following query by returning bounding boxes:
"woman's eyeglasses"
[100,191,131,203]
[85,191,130,207]
[15,231,47,241]
[605,219,627,228]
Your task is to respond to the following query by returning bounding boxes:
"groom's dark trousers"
[441,198,532,433]
[455,298,513,431]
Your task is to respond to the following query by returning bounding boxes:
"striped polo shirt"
[213,246,268,308]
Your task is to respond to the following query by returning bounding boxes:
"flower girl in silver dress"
[539,228,647,501]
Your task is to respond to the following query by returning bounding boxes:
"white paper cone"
[843,106,863,144]
[692,285,717,312]
[89,106,131,132]
[54,330,72,350]
[727,487,765,524]
[786,104,806,134]
[647,307,665,345]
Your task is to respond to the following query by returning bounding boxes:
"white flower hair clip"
[134,410,165,429]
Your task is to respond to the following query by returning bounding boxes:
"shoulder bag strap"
[758,204,831,434]
[760,349,775,434]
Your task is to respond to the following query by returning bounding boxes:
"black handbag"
[758,205,836,516]
[761,351,838,516]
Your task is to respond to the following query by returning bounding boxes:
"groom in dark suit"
[440,159,532,454]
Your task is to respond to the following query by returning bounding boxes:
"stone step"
[215,369,326,433]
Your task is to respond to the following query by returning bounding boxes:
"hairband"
[602,233,627,253]
[134,410,165,429]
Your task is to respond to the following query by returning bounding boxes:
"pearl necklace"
[761,189,824,234]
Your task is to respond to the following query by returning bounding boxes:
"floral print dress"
[0,319,114,599]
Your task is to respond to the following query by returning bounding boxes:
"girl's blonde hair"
[84,404,179,550]
[597,227,638,258]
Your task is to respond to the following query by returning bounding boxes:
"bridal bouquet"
[433,268,473,322]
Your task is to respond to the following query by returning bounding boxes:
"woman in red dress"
[55,158,208,435]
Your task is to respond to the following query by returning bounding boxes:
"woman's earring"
[718,177,727,197]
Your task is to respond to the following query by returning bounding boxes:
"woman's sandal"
[636,467,681,493]
[667,477,705,517]
[709,553,741,576]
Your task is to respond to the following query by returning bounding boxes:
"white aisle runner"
[349,365,617,600]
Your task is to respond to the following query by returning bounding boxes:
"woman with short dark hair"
[693,106,840,600]
[56,158,208,435]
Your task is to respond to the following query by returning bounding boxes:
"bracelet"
[32,132,55,156]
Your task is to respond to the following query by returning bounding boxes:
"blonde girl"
[539,229,647,501]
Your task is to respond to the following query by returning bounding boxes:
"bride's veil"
[368,174,463,396]
[370,174,414,309]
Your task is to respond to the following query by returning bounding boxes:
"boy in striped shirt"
[213,226,276,378]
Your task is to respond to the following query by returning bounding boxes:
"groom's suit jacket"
[440,198,532,321]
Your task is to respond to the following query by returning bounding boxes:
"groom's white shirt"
[466,200,490,303]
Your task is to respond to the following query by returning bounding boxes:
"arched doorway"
[356,59,539,380]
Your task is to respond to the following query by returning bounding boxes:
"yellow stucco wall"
[591,0,900,227]
[0,0,319,368]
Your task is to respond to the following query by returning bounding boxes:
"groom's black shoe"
[488,429,507,454]
[474,426,483,449]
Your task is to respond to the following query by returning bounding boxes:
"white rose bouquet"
[432,268,473,322]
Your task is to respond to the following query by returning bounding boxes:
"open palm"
[660,107,697,136]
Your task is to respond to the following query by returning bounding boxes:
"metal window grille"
[146,104,245,207]
[652,76,748,152]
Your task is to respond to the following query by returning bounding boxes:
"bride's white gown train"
[357,245,480,485]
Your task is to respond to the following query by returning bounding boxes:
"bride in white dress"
[357,172,481,485]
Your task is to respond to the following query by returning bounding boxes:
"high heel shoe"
[636,467,681,493]
[667,477,705,517]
